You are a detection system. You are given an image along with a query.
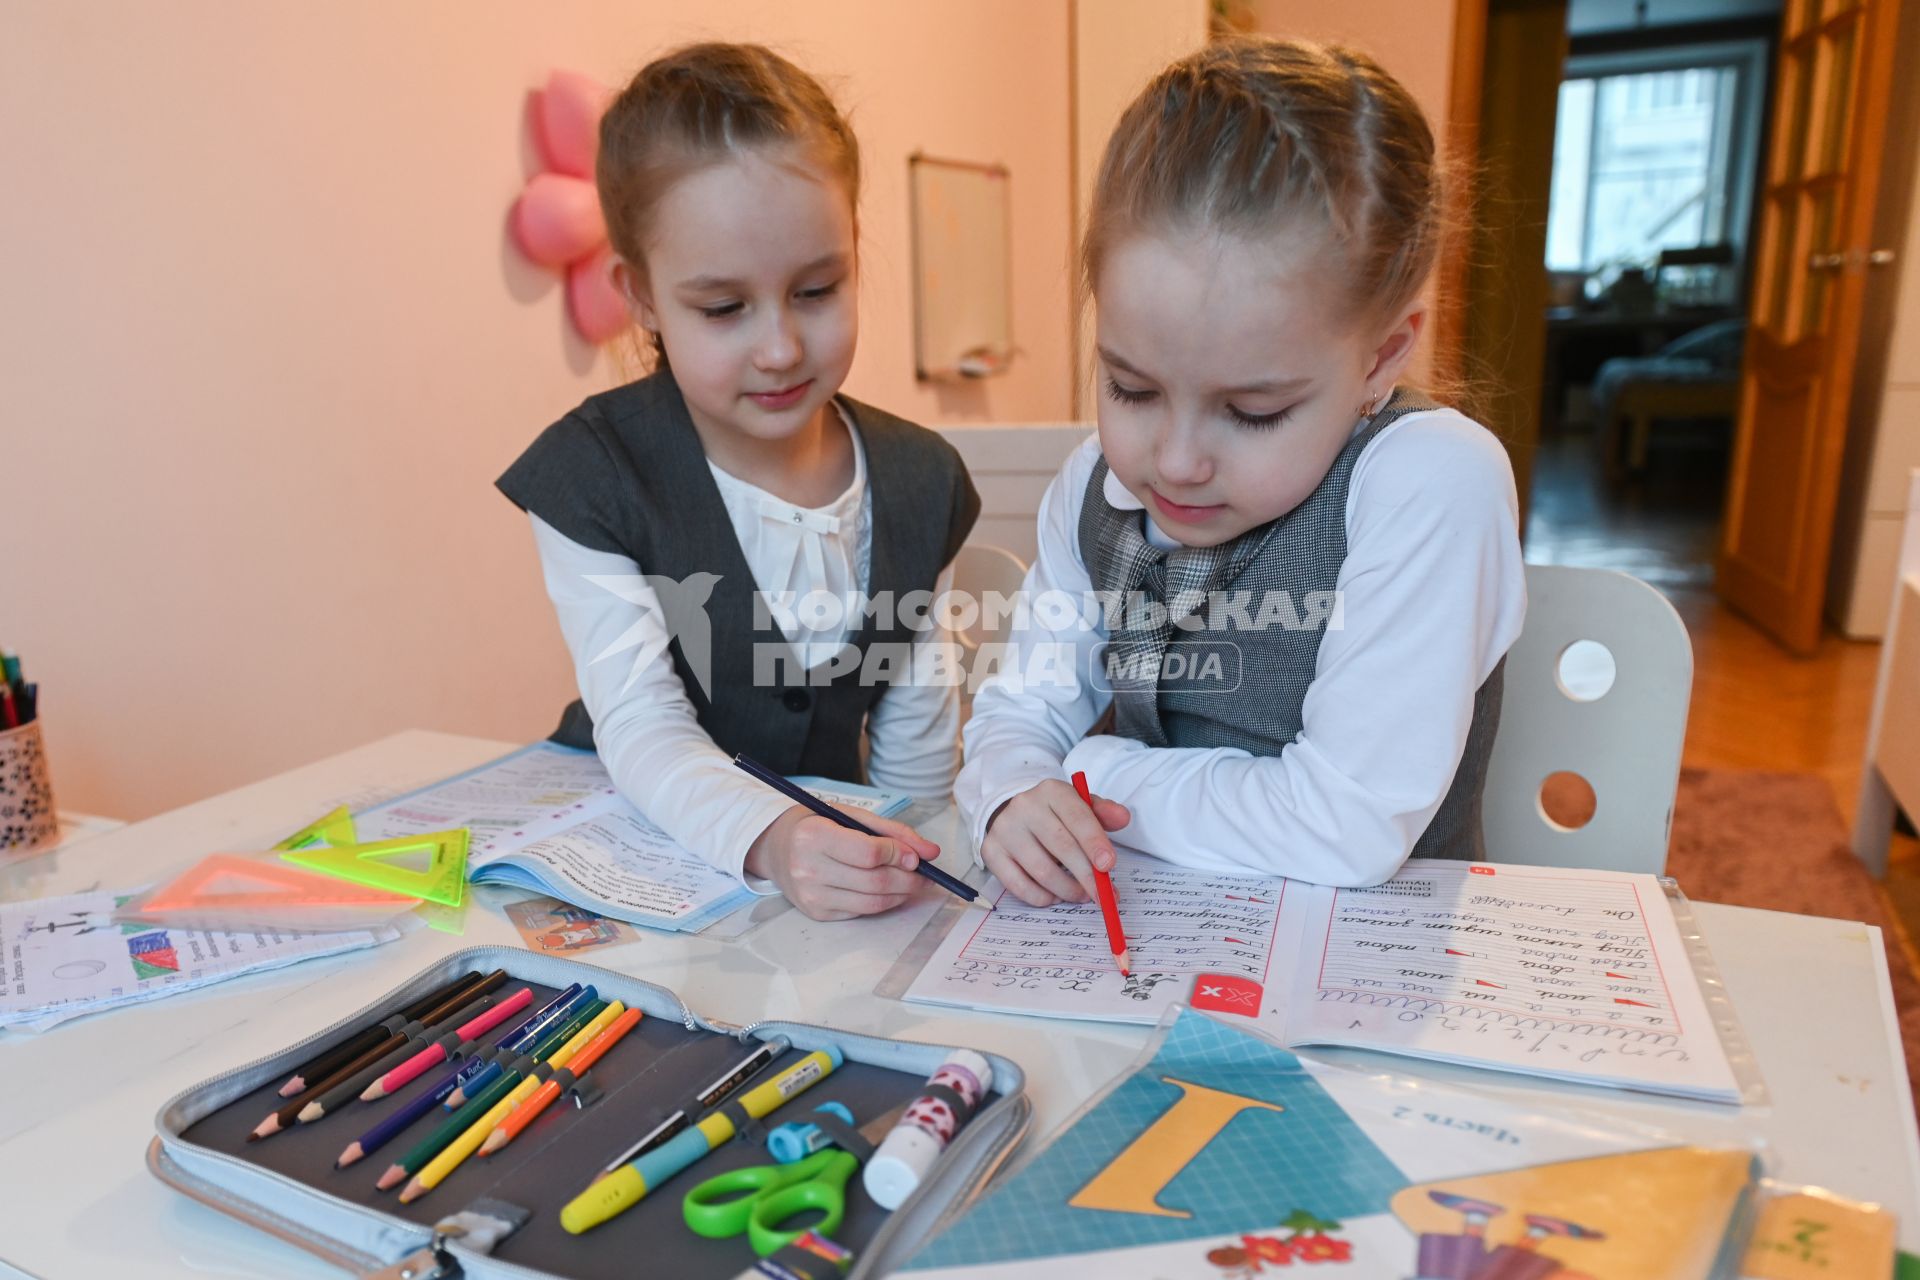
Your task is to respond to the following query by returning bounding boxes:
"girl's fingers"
[816,856,923,898]
[1091,797,1132,832]
[983,843,1057,907]
[1004,824,1087,904]
[794,885,913,920]
[1028,811,1098,900]
[1051,798,1116,875]
[858,811,940,860]
[809,833,922,895]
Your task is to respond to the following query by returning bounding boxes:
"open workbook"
[352,742,909,933]
[902,855,1747,1103]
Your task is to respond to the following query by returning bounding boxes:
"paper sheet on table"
[0,889,398,1032]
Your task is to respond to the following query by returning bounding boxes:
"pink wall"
[1,2,1072,820]
[1245,1,1458,141]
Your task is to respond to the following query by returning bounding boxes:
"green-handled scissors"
[682,1147,859,1256]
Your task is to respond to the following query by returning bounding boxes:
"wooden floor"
[1525,432,1920,946]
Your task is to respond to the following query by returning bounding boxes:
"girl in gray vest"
[956,38,1524,906]
[499,45,979,920]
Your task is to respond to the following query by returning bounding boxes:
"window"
[1546,40,1769,274]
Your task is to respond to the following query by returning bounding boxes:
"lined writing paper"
[1287,860,1742,1101]
[902,853,1296,1027]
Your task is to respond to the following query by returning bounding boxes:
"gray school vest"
[1077,388,1503,861]
[497,370,979,783]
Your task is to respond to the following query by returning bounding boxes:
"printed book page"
[470,807,753,931]
[354,745,910,932]
[353,742,621,856]
[1286,859,1742,1102]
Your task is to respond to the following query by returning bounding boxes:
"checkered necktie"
[1101,503,1277,746]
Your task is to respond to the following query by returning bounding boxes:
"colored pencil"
[336,986,590,1168]
[277,971,479,1097]
[297,985,508,1124]
[444,982,589,1107]
[250,969,506,1140]
[481,1007,644,1156]
[378,998,607,1191]
[398,1002,627,1203]
[362,987,535,1100]
[1072,771,1130,976]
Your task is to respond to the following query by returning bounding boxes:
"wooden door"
[1718,0,1903,653]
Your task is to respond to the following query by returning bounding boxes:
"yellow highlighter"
[561,1045,843,1234]
[398,1000,628,1204]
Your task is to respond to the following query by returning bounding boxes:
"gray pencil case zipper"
[149,944,1031,1280]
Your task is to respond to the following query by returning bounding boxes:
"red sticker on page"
[1191,973,1264,1017]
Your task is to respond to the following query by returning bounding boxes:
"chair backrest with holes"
[950,543,1030,719]
[1480,565,1693,875]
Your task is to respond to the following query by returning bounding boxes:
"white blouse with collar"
[527,413,961,888]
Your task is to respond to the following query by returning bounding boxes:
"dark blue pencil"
[336,1056,467,1168]
[731,754,980,904]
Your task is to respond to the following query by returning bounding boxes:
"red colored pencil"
[1071,771,1130,976]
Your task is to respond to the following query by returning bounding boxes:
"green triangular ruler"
[414,894,470,935]
[273,805,358,852]
[280,828,469,906]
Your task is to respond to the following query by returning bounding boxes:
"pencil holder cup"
[0,719,59,855]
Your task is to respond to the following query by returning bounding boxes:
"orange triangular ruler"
[143,854,419,912]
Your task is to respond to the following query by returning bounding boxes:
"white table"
[3,730,1917,1278]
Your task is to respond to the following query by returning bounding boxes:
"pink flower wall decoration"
[510,70,630,345]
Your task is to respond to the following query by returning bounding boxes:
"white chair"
[1481,564,1694,875]
[949,543,1030,721]
[1853,468,1920,877]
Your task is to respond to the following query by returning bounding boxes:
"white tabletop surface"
[2,730,1917,1277]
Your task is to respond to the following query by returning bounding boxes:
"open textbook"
[353,742,909,933]
[902,856,1746,1103]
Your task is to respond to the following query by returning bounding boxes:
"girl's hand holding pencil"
[744,803,941,922]
[980,777,1131,908]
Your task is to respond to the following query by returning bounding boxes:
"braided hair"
[1082,37,1444,332]
[596,43,861,368]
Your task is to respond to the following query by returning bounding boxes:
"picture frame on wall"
[908,153,1015,381]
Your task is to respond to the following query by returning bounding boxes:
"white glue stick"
[863,1050,992,1210]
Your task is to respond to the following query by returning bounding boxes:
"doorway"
[1523,0,1781,606]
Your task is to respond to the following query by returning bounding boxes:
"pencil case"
[147,944,1031,1280]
